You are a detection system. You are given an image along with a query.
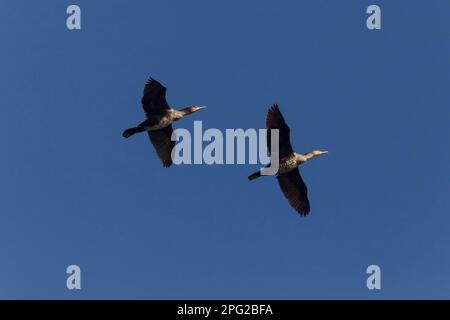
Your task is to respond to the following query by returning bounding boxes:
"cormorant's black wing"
[277,168,310,215]
[147,125,175,167]
[141,77,170,116]
[266,104,294,158]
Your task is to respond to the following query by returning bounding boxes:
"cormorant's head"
[189,106,207,113]
[304,150,328,160]
[313,150,328,156]
[179,106,207,117]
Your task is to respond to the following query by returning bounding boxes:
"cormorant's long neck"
[294,153,308,165]
[178,107,193,116]
[303,151,321,161]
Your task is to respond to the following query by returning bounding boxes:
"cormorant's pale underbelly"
[277,155,300,174]
[277,165,297,175]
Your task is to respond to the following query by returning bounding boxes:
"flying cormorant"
[122,77,206,167]
[248,105,327,215]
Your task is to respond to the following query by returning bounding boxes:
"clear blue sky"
[1,0,449,299]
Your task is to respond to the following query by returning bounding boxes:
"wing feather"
[266,104,294,158]
[277,168,310,215]
[141,77,170,116]
[147,125,175,167]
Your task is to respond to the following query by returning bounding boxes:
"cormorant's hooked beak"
[191,106,207,113]
[314,150,328,156]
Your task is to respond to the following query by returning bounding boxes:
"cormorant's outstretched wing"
[277,168,310,215]
[141,77,170,116]
[147,125,175,167]
[266,104,294,158]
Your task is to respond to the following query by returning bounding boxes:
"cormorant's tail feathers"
[122,127,145,138]
[248,171,262,181]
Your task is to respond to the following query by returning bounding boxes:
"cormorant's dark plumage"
[266,104,293,158]
[248,104,327,216]
[277,167,310,215]
[141,77,170,116]
[122,77,206,167]
[147,125,175,168]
